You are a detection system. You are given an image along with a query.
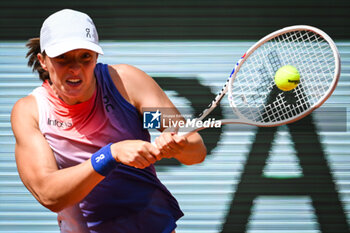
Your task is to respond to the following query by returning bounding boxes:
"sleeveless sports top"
[30,63,183,233]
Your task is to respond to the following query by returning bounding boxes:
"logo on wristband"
[143,110,161,129]
[95,154,105,163]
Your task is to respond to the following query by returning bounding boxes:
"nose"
[68,60,81,75]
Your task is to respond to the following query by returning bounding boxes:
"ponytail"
[26,38,50,82]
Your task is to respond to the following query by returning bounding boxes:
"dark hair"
[26,38,50,82]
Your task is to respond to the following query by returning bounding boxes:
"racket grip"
[177,130,194,137]
[151,129,195,148]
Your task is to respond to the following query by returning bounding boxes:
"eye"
[82,53,92,59]
[53,54,69,64]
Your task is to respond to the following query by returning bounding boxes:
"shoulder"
[107,64,164,110]
[12,95,38,117]
[11,95,39,130]
[108,64,153,84]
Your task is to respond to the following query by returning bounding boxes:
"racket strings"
[230,29,336,124]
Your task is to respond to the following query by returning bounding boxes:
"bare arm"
[12,95,162,212]
[11,96,105,212]
[109,64,207,165]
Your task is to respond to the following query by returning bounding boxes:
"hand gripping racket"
[176,25,340,136]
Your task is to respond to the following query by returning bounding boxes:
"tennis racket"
[176,25,341,136]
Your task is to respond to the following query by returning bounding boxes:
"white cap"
[40,9,104,57]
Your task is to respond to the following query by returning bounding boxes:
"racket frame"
[177,25,340,135]
[227,25,341,127]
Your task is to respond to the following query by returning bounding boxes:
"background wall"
[0,0,350,40]
[0,1,349,233]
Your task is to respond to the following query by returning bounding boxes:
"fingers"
[173,133,188,146]
[130,142,160,169]
[111,134,187,169]
[137,144,159,165]
[148,142,163,161]
[110,140,161,169]
[154,132,188,158]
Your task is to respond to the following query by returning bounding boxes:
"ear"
[37,53,48,71]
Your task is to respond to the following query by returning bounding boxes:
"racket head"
[227,25,341,127]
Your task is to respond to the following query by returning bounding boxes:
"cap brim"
[45,40,104,57]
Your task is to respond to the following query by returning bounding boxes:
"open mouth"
[66,78,82,86]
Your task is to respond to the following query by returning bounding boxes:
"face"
[38,49,98,105]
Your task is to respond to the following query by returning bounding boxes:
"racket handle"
[151,128,197,148]
[177,130,197,137]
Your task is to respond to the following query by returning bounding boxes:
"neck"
[49,78,97,105]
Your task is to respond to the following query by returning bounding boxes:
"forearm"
[29,140,159,211]
[173,133,207,165]
[32,159,104,212]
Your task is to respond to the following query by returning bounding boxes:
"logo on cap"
[86,28,91,38]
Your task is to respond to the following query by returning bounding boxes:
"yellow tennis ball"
[274,65,300,91]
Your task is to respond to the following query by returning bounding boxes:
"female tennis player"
[11,9,206,233]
